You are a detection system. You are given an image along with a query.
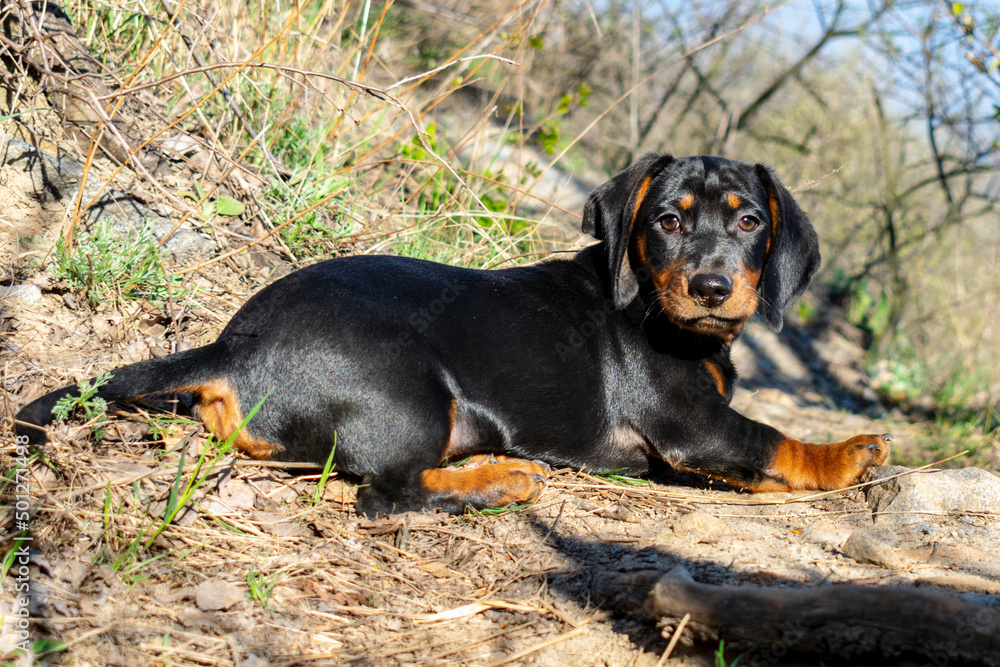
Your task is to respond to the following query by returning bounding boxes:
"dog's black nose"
[688,273,732,307]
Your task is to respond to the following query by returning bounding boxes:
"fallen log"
[591,566,1000,665]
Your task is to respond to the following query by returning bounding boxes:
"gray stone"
[0,284,42,304]
[0,134,215,263]
[842,529,910,569]
[195,579,245,611]
[79,180,215,263]
[255,511,312,538]
[176,609,216,629]
[864,465,1000,526]
[53,560,91,589]
[0,136,85,200]
[219,478,258,509]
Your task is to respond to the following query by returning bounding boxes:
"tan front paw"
[486,459,548,506]
[762,434,893,491]
[817,433,893,489]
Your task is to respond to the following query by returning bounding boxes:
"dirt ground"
[3,166,999,666]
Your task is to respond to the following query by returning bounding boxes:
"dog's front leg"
[750,432,892,492]
[655,405,891,492]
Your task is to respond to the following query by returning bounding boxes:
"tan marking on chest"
[701,360,727,396]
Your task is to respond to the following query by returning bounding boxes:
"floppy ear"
[583,153,674,308]
[754,164,821,332]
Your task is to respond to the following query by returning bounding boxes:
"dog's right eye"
[660,215,682,233]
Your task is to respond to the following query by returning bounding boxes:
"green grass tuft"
[592,468,651,487]
[312,433,338,505]
[51,222,185,308]
[52,371,113,440]
[246,561,283,610]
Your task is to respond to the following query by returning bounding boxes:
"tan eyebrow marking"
[727,193,741,209]
[679,194,695,210]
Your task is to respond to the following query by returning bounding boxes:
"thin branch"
[513,0,793,205]
[159,0,291,178]
[385,54,518,91]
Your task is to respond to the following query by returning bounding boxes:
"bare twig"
[513,0,794,207]
[386,54,518,91]
[160,0,291,178]
[655,612,691,667]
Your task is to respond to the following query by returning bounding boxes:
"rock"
[0,284,42,304]
[53,560,90,589]
[842,529,910,570]
[594,505,639,523]
[671,511,727,536]
[195,579,245,611]
[148,498,200,527]
[453,132,592,244]
[219,479,258,509]
[864,466,1000,526]
[0,136,85,200]
[82,187,215,263]
[0,134,215,263]
[255,512,312,538]
[176,609,217,629]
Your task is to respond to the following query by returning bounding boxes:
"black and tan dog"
[15,154,890,517]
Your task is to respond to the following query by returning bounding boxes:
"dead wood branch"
[592,565,1000,665]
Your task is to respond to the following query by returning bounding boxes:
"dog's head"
[583,153,820,341]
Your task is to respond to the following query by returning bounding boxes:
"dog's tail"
[14,342,228,445]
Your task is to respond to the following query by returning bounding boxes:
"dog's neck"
[640,313,731,361]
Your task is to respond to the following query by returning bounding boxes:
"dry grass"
[6,0,579,275]
[12,416,689,665]
[1,2,603,662]
[9,405,994,665]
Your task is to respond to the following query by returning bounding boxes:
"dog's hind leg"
[356,456,547,518]
[351,395,548,517]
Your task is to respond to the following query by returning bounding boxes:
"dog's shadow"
[735,316,876,414]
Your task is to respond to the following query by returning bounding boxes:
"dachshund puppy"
[15,154,890,517]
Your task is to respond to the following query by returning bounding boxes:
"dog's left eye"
[738,216,760,232]
[660,215,682,233]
